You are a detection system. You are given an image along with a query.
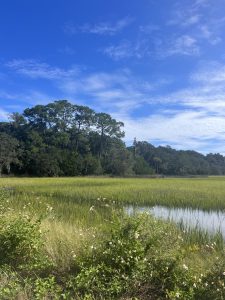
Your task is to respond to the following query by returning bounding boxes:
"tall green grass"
[1,176,225,211]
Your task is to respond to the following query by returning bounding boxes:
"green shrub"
[68,216,149,298]
[194,259,225,300]
[67,215,185,299]
[32,276,65,300]
[0,213,50,272]
[0,266,23,300]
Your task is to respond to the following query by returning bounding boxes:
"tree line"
[0,100,225,177]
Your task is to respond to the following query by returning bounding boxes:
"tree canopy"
[0,100,224,177]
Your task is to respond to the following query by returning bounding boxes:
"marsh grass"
[1,177,225,298]
[1,176,225,211]
[42,219,97,272]
[1,177,225,270]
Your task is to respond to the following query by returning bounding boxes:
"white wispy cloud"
[168,0,209,27]
[5,58,166,114]
[103,34,200,61]
[168,11,201,27]
[158,35,200,58]
[102,2,224,61]
[59,68,160,114]
[167,8,202,27]
[162,0,224,58]
[198,25,221,45]
[6,59,79,80]
[191,62,225,84]
[102,39,152,60]
[64,16,133,36]
[120,111,225,153]
[112,61,225,153]
[150,62,225,115]
[102,41,134,60]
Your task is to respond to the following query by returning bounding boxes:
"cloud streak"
[6,59,78,80]
[102,39,152,60]
[121,111,225,154]
[100,1,224,61]
[64,16,133,36]
[158,35,200,57]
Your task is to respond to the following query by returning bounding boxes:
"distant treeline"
[0,100,225,177]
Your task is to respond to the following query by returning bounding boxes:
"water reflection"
[125,205,225,238]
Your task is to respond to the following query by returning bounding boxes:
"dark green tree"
[95,113,124,158]
[0,133,19,176]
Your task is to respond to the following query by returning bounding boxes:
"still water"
[125,205,225,238]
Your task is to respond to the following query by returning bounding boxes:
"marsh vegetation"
[1,177,225,299]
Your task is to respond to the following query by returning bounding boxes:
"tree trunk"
[99,128,104,158]
[6,163,11,174]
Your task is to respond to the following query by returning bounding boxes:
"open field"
[1,177,225,299]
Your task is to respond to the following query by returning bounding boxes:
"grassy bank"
[1,177,225,299]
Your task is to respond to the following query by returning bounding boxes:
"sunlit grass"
[1,176,225,211]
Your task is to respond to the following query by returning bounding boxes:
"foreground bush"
[0,214,44,269]
[67,215,195,299]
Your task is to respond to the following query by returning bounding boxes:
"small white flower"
[89,206,95,212]
[134,232,140,239]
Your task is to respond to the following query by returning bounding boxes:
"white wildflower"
[89,206,95,212]
[134,232,140,239]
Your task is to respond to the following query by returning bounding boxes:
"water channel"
[125,205,225,238]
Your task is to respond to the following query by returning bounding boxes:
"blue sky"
[1,0,225,153]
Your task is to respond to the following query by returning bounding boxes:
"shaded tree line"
[129,141,225,176]
[0,100,225,177]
